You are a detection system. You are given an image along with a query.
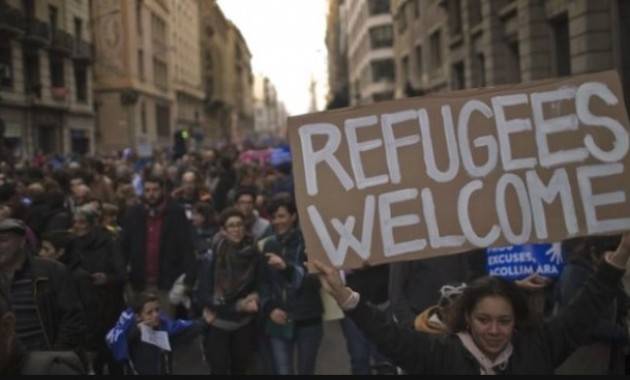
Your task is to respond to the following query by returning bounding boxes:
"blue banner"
[486,243,565,281]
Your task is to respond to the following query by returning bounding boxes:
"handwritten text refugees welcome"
[289,71,630,269]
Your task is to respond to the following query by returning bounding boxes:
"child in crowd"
[106,292,215,375]
[38,230,73,261]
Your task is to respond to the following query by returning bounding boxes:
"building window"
[430,30,443,72]
[397,6,408,34]
[371,59,395,82]
[475,53,486,88]
[74,63,87,103]
[401,55,410,85]
[154,58,168,90]
[369,25,393,49]
[368,0,390,15]
[468,0,483,27]
[551,14,571,77]
[449,0,463,36]
[505,40,521,84]
[50,54,64,88]
[138,50,144,81]
[136,0,143,35]
[414,0,421,18]
[451,61,465,90]
[0,41,13,89]
[49,5,58,32]
[141,102,147,134]
[74,18,83,40]
[415,45,423,80]
[24,51,40,97]
[156,104,170,137]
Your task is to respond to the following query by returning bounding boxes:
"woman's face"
[272,206,296,236]
[223,216,245,244]
[466,296,515,360]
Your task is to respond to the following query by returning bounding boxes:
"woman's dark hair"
[131,292,160,314]
[234,186,257,203]
[219,207,245,228]
[267,193,296,216]
[194,202,216,227]
[448,276,530,333]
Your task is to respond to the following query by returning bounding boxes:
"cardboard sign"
[486,243,564,281]
[288,71,630,270]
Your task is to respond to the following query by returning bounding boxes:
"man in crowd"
[0,218,85,352]
[234,187,270,241]
[0,283,85,375]
[120,176,194,316]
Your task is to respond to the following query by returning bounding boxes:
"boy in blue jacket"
[106,292,214,375]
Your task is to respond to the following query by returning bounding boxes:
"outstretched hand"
[202,308,216,325]
[609,232,630,269]
[308,260,352,306]
[515,273,552,292]
[236,293,260,314]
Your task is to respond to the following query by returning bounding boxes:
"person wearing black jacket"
[194,208,262,375]
[63,206,126,375]
[341,264,392,375]
[260,196,323,375]
[312,233,630,375]
[0,285,85,375]
[120,176,194,315]
[0,218,86,352]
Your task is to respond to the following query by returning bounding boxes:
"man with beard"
[0,218,85,352]
[120,176,194,316]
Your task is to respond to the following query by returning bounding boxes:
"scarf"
[213,237,258,303]
[457,332,513,375]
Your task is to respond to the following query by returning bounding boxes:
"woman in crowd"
[260,195,324,375]
[195,207,263,375]
[63,206,126,375]
[312,233,630,375]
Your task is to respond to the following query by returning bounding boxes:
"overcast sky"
[217,0,329,116]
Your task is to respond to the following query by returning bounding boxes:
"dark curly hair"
[447,276,531,334]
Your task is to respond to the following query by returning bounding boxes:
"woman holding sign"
[312,233,630,375]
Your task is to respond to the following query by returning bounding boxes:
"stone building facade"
[0,0,94,157]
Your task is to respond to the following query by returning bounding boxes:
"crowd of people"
[0,143,629,375]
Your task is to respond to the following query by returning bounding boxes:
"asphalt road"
[172,320,351,375]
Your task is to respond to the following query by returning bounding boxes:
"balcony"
[72,39,92,63]
[50,30,73,55]
[0,0,25,36]
[23,18,50,47]
[51,86,68,101]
